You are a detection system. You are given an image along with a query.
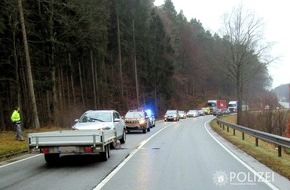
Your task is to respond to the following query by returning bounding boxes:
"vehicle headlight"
[139,119,146,124]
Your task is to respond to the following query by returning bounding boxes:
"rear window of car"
[166,110,176,114]
[125,111,144,118]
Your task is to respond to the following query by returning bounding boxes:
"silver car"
[187,110,199,117]
[72,110,126,146]
[164,110,179,121]
[145,109,156,128]
[178,110,187,119]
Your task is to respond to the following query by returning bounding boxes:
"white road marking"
[0,154,42,169]
[204,119,279,190]
[93,123,174,190]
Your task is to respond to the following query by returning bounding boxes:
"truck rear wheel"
[100,145,110,161]
[44,153,60,165]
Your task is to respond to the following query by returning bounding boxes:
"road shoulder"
[205,119,290,190]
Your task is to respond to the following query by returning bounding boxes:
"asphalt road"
[0,116,289,190]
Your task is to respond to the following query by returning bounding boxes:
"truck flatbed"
[28,129,115,163]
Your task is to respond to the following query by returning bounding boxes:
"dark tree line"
[0,0,272,129]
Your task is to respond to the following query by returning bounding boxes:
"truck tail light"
[40,148,49,154]
[84,147,92,153]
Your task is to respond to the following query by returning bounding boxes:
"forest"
[0,0,276,130]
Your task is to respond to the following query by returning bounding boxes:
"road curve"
[0,116,289,190]
[95,116,288,190]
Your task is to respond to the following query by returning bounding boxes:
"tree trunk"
[90,50,97,108]
[18,0,40,129]
[133,20,139,108]
[78,60,85,107]
[68,53,76,106]
[117,11,124,102]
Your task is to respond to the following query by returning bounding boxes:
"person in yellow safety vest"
[11,107,24,141]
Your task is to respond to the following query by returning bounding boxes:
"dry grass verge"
[0,126,66,161]
[211,116,290,181]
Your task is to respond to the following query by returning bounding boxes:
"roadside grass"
[211,115,290,181]
[0,126,65,161]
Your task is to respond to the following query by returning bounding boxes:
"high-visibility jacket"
[11,110,21,122]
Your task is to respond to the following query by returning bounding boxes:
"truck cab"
[228,101,238,113]
[207,99,227,115]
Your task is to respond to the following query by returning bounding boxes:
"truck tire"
[142,128,147,133]
[44,153,60,165]
[120,130,126,144]
[101,145,110,161]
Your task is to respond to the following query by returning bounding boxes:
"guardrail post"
[278,145,282,157]
[242,132,245,140]
[255,138,258,147]
[227,126,229,132]
[222,124,225,130]
[233,129,235,136]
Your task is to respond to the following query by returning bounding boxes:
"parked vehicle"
[201,107,210,115]
[198,109,205,116]
[72,110,126,145]
[207,100,227,115]
[178,110,187,119]
[228,100,249,112]
[228,101,238,113]
[187,110,199,117]
[145,109,155,128]
[164,110,179,121]
[28,110,126,164]
[124,110,150,133]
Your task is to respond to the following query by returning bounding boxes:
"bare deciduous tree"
[219,5,274,124]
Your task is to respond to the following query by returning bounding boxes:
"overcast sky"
[154,0,290,89]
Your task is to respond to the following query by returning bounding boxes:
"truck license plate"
[59,146,77,152]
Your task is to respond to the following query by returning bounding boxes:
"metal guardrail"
[216,118,290,157]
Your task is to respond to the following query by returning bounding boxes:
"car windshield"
[79,112,112,123]
[125,112,144,118]
[166,110,176,114]
[207,102,216,107]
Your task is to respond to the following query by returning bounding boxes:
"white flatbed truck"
[28,129,115,164]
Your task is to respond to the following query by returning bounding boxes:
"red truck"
[207,99,227,115]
